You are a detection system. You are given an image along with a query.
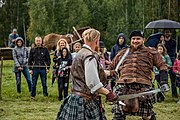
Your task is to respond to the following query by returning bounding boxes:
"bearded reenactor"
[109,30,169,120]
[56,28,118,120]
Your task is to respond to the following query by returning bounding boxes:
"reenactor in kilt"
[109,30,169,120]
[56,28,118,120]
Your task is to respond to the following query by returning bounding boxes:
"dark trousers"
[169,56,178,97]
[155,74,165,101]
[57,76,69,101]
[15,66,32,93]
[31,68,48,97]
[169,69,178,97]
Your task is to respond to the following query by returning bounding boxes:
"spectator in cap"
[108,30,169,120]
[110,32,128,61]
[12,37,32,94]
[8,28,19,48]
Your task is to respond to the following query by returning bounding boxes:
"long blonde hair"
[82,28,100,42]
[56,38,69,51]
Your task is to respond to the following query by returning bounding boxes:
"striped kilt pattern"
[112,83,156,118]
[56,94,107,120]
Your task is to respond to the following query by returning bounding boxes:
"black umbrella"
[145,19,180,29]
[146,32,163,47]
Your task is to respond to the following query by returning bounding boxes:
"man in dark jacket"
[164,29,178,98]
[110,32,128,61]
[28,36,51,100]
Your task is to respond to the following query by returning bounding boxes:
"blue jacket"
[8,33,19,48]
[110,33,128,60]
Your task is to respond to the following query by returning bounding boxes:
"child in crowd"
[71,41,82,59]
[153,43,172,102]
[56,47,72,101]
[172,51,180,104]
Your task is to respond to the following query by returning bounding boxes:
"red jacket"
[173,59,180,75]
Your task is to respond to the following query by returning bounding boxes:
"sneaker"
[177,100,180,104]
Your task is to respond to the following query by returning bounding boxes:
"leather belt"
[71,91,93,100]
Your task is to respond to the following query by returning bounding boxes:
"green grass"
[0,59,180,120]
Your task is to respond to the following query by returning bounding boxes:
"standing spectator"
[12,37,32,93]
[8,28,19,48]
[172,51,180,103]
[110,32,128,61]
[109,30,169,120]
[56,28,117,120]
[56,47,72,101]
[71,41,82,59]
[52,39,71,86]
[164,29,178,98]
[159,34,165,45]
[153,43,172,102]
[28,36,51,100]
[98,41,111,69]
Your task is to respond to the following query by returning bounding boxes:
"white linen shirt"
[83,44,103,94]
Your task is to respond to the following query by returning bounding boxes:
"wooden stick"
[73,26,82,40]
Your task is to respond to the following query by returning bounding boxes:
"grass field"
[0,59,180,120]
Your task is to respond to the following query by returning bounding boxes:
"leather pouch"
[123,97,139,113]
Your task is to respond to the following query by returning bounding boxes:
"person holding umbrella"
[164,29,178,98]
[145,19,180,98]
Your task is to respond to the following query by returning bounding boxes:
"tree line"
[0,0,180,50]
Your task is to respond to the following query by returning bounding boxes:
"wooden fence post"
[0,57,3,100]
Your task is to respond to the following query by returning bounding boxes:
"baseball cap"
[13,28,17,32]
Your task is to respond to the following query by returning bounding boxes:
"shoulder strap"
[115,48,130,72]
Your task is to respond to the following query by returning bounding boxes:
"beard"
[131,44,143,51]
[165,35,170,40]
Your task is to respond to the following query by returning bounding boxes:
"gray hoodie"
[12,37,29,67]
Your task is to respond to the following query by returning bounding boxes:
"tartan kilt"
[56,94,107,120]
[112,83,156,118]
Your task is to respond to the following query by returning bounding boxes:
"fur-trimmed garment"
[109,46,168,86]
[109,45,168,118]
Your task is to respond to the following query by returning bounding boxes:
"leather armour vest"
[70,47,107,95]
